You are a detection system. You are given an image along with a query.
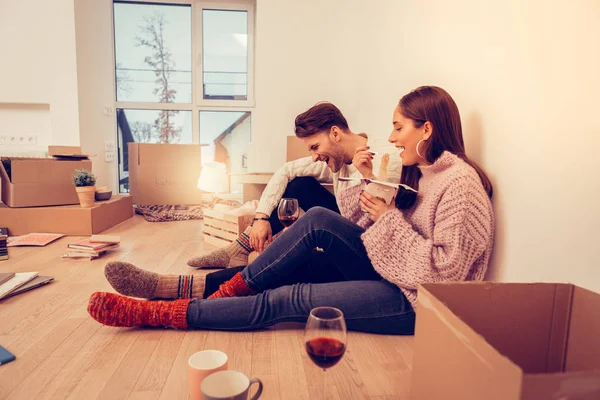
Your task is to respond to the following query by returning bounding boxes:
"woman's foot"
[105,261,205,299]
[187,231,252,269]
[87,292,190,328]
[208,272,257,299]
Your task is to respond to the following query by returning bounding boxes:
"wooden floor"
[0,215,414,400]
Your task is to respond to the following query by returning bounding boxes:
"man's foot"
[188,231,252,269]
[87,292,190,328]
[105,261,205,299]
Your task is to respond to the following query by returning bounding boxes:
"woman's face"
[388,105,430,166]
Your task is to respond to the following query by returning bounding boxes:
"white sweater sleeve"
[255,157,333,216]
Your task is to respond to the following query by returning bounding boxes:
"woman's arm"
[338,185,374,228]
[362,176,494,289]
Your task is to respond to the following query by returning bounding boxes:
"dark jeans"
[187,207,415,334]
[268,177,340,235]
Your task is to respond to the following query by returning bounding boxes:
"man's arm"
[255,157,333,216]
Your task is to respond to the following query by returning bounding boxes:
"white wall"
[0,0,80,149]
[250,0,600,291]
[7,0,596,291]
[74,0,117,189]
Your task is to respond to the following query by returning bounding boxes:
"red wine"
[305,337,346,369]
[279,215,298,227]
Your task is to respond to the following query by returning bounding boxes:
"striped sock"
[177,275,194,299]
[236,232,253,253]
[106,262,205,300]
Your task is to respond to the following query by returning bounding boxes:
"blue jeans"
[187,207,415,334]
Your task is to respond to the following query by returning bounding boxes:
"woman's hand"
[352,145,374,178]
[360,190,396,221]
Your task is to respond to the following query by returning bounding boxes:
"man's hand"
[250,216,272,253]
[360,190,396,221]
[353,145,374,178]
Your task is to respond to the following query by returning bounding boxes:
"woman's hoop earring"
[416,139,426,159]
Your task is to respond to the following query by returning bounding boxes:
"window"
[113,0,254,193]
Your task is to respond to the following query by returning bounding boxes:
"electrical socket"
[0,135,37,145]
[105,151,115,162]
[102,106,114,117]
[104,141,115,152]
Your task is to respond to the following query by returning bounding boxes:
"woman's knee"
[303,206,336,220]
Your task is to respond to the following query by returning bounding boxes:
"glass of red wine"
[304,306,347,371]
[278,198,299,228]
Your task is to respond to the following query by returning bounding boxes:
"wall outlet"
[105,151,115,162]
[104,141,115,152]
[0,135,38,145]
[102,106,114,117]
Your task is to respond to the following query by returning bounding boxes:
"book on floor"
[0,234,7,261]
[0,272,38,300]
[62,236,121,261]
[7,233,65,247]
[1,276,54,299]
[0,273,15,286]
[67,239,120,252]
[89,235,120,244]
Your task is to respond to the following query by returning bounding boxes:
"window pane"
[199,111,250,192]
[117,109,193,193]
[202,9,248,100]
[114,2,192,103]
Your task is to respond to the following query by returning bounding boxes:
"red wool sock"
[88,292,190,328]
[208,272,257,299]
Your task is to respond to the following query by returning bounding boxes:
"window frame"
[195,1,255,108]
[111,0,254,192]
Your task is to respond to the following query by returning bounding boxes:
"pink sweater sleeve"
[361,175,493,289]
[338,185,374,229]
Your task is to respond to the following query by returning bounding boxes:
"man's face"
[302,131,346,173]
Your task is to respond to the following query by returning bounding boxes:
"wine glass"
[278,198,300,228]
[304,307,347,371]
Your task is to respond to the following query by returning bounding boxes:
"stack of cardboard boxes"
[0,146,133,236]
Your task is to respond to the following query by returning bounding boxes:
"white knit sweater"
[255,147,403,216]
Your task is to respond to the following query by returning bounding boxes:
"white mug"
[188,350,228,400]
[201,370,263,400]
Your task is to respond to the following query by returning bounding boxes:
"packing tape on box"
[418,293,493,370]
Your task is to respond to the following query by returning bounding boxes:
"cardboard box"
[0,195,133,235]
[287,136,308,161]
[0,157,92,207]
[410,282,600,400]
[128,143,203,205]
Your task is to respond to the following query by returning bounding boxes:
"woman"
[88,86,494,334]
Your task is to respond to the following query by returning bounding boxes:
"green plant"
[72,169,96,187]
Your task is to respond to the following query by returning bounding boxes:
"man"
[188,102,401,269]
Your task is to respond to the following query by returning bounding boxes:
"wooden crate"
[202,208,253,248]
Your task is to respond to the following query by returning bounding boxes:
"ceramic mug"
[201,370,263,400]
[188,350,228,400]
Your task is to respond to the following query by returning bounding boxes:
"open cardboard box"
[410,282,600,400]
[0,153,92,207]
[128,143,203,206]
[0,195,133,235]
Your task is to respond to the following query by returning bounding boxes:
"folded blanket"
[135,199,241,222]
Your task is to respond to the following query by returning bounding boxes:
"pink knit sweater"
[338,151,494,309]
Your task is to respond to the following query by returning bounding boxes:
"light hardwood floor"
[0,215,414,399]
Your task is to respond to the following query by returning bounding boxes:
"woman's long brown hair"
[399,86,493,198]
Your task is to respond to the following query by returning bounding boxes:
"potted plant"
[72,169,97,208]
